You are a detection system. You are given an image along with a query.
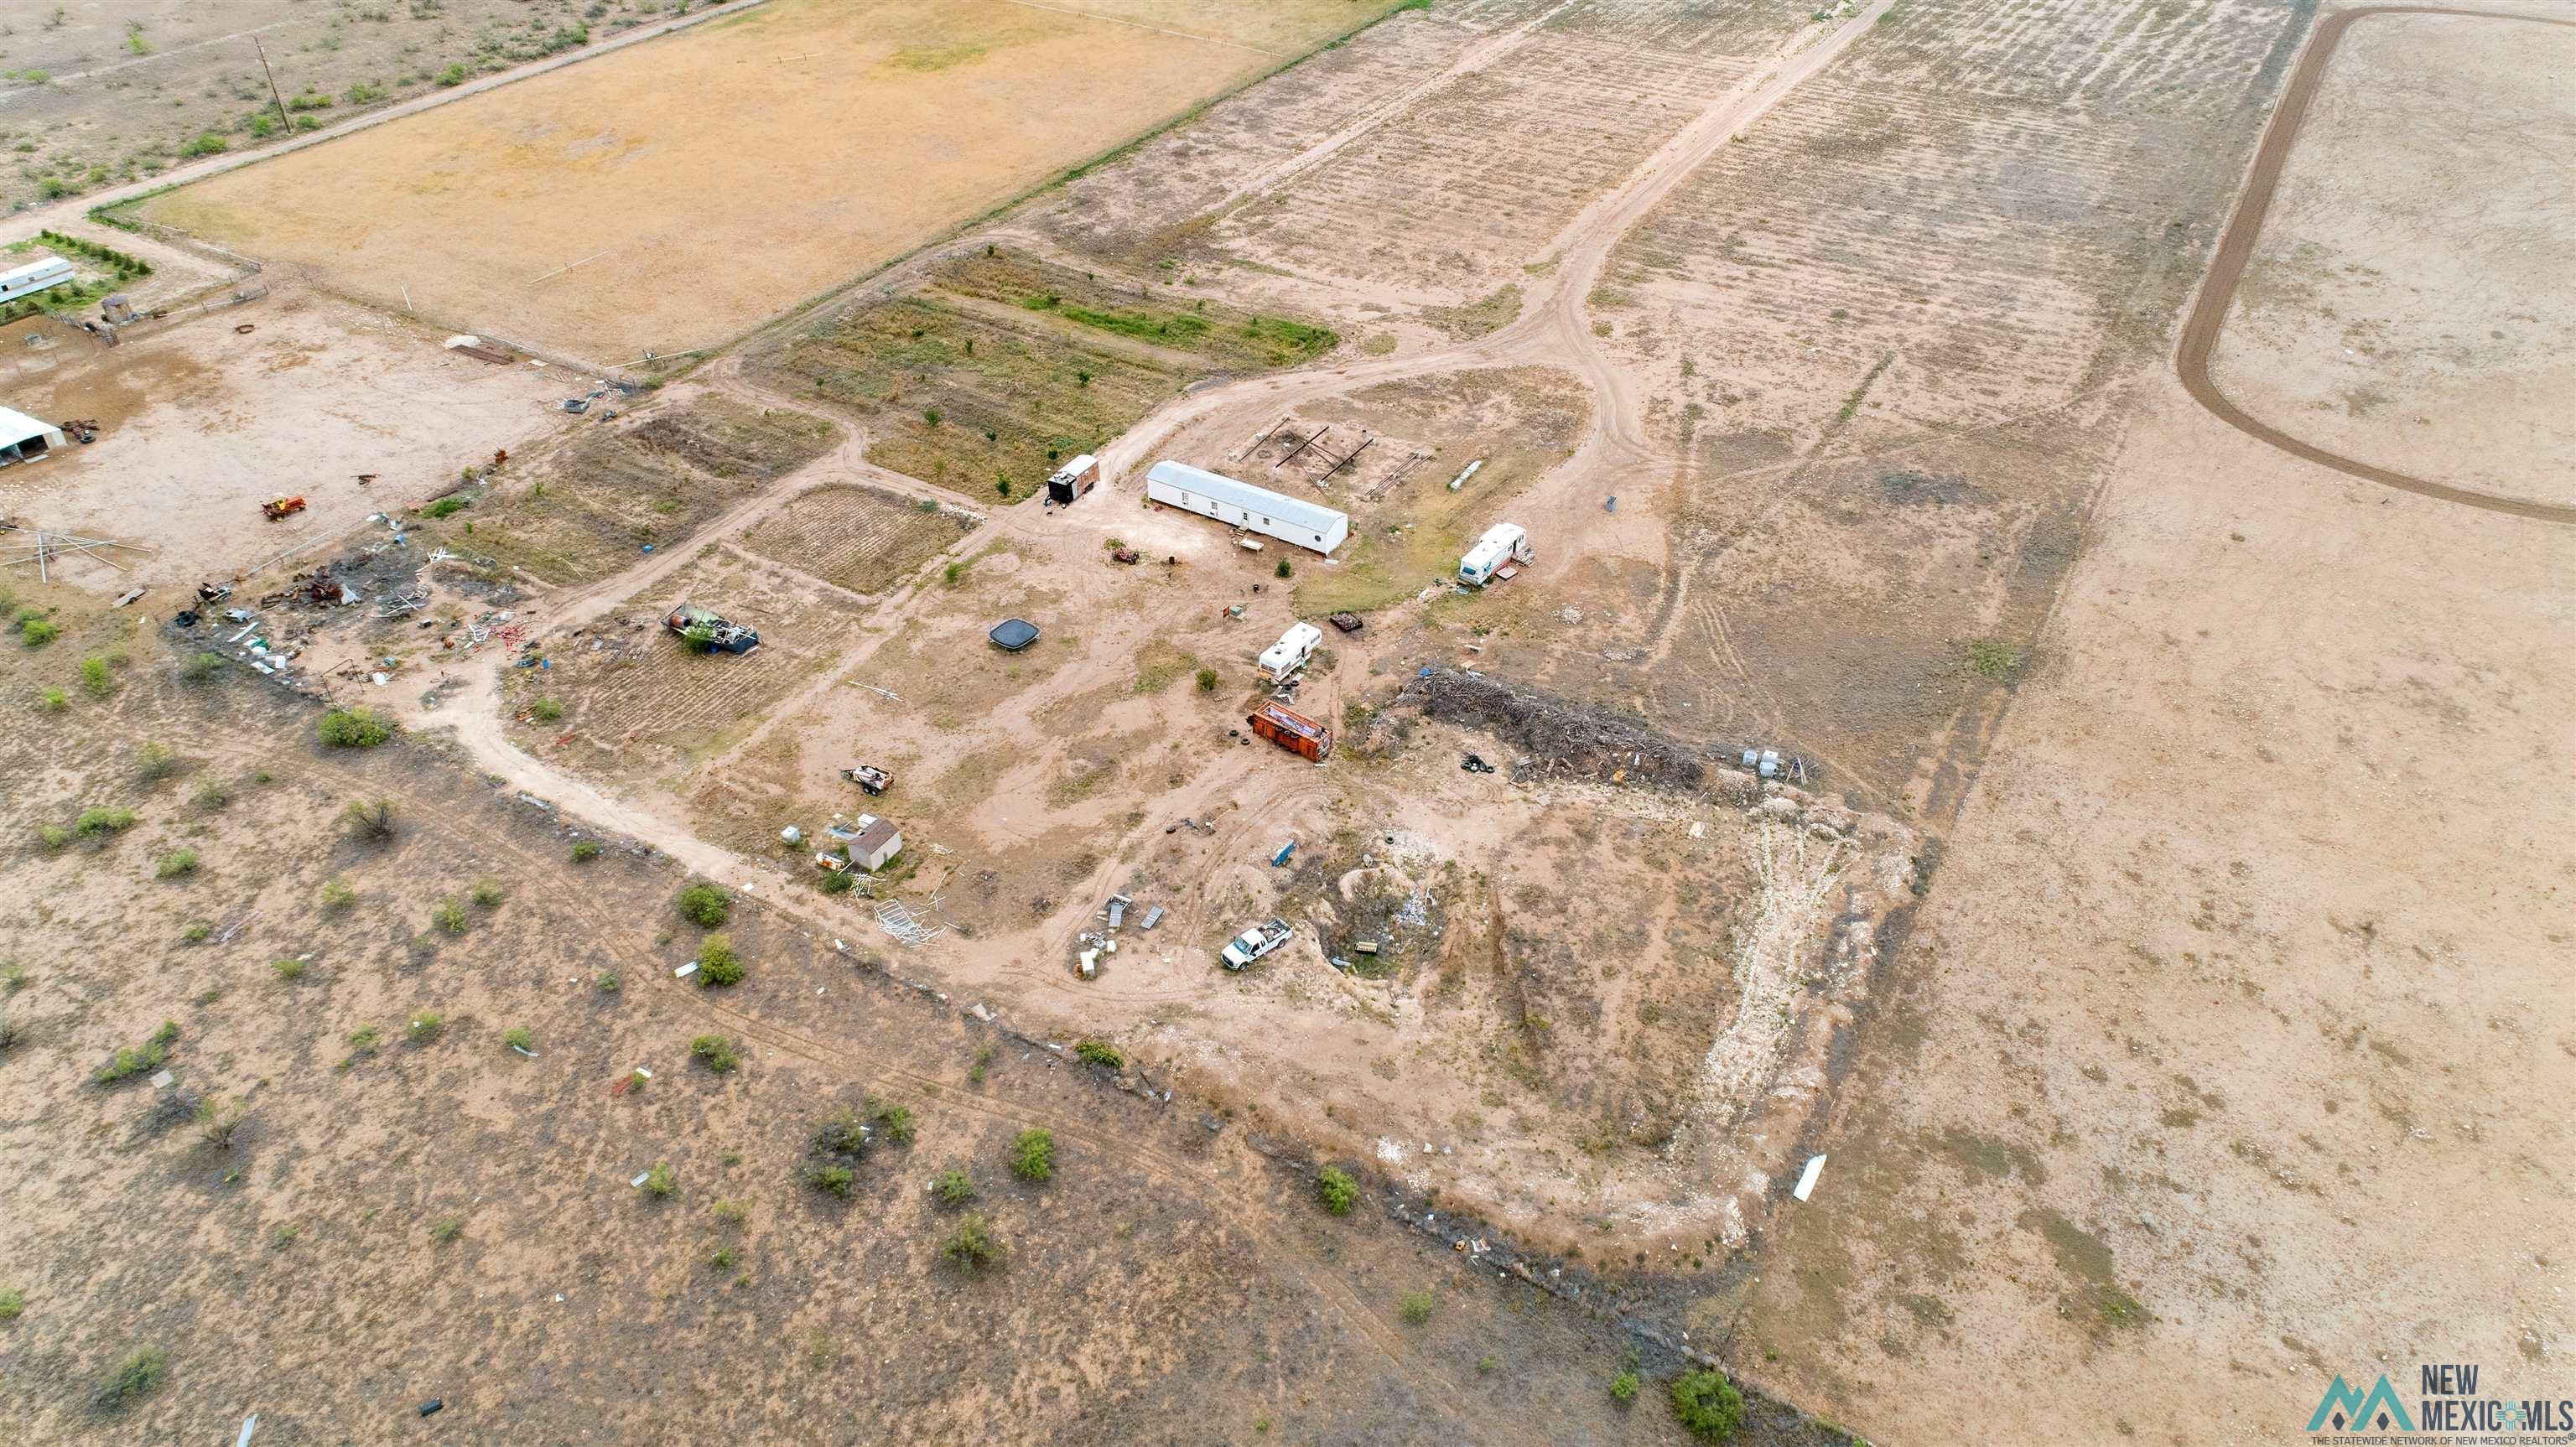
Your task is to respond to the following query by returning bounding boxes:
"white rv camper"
[1144,460,1349,556]
[1457,522,1532,585]
[1258,622,1323,682]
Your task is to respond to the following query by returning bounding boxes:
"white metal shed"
[1145,460,1348,556]
[0,257,74,305]
[0,407,66,467]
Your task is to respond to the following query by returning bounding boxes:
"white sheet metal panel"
[0,257,75,303]
[1145,459,1348,555]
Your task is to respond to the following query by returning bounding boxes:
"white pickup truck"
[1219,918,1294,971]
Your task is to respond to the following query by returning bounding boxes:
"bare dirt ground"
[2200,9,2576,510]
[0,285,566,586]
[0,638,1842,1444]
[128,0,1410,364]
[6,0,2568,1439]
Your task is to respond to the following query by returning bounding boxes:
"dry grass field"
[128,0,1406,361]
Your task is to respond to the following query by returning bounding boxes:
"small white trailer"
[1457,522,1531,586]
[1258,621,1323,682]
[1145,459,1348,556]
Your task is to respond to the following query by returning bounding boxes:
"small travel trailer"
[1457,523,1532,586]
[1257,622,1322,682]
[1045,454,1098,506]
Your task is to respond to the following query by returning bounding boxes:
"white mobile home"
[1145,460,1348,556]
[1457,522,1531,585]
[0,257,75,306]
[0,407,66,468]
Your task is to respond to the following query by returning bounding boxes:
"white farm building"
[0,257,75,306]
[1145,460,1348,556]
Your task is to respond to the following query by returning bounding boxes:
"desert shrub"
[1399,1290,1435,1325]
[19,618,57,648]
[691,1034,740,1073]
[181,922,211,943]
[806,1163,854,1197]
[269,957,306,982]
[0,962,24,993]
[94,1346,168,1412]
[75,806,135,837]
[421,495,469,520]
[1009,1128,1054,1182]
[596,971,621,993]
[429,897,467,935]
[469,877,503,907]
[818,868,854,895]
[192,781,231,811]
[134,741,178,780]
[317,708,393,748]
[405,1013,445,1044]
[319,878,356,911]
[36,687,66,712]
[675,882,731,926]
[1610,1370,1640,1404]
[195,1094,248,1148]
[1965,637,2022,679]
[571,839,602,862]
[0,1287,22,1320]
[530,698,564,722]
[501,1027,533,1051]
[641,1161,675,1198]
[96,1021,177,1084]
[706,1245,737,1269]
[1317,1166,1358,1216]
[79,656,113,696]
[933,1169,975,1206]
[1072,1040,1124,1070]
[1275,558,1292,578]
[810,1107,870,1158]
[1196,666,1218,692]
[695,935,743,986]
[430,1215,465,1242]
[871,1102,915,1144]
[712,1199,748,1224]
[345,1024,382,1055]
[941,1211,1002,1270]
[341,798,396,840]
[155,848,198,879]
[180,651,224,683]
[1670,1370,1746,1442]
[35,823,70,851]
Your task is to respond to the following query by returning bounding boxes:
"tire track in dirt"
[246,743,1478,1414]
[2174,4,2576,525]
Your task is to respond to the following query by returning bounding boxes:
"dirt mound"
[1384,666,1716,789]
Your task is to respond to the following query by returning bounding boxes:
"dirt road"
[2174,3,2576,525]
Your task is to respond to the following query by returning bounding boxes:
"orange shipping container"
[1247,702,1332,761]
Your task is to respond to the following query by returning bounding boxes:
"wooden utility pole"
[252,37,290,136]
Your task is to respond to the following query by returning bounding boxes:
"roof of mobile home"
[0,407,63,450]
[1145,460,1348,536]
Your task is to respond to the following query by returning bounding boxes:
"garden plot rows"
[538,550,862,763]
[1609,0,2301,438]
[736,486,979,597]
[1213,29,1758,298]
[1612,78,2176,426]
[1860,0,2295,119]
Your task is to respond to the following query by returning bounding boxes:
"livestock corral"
[2,0,2565,1440]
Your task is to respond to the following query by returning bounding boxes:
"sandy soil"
[0,288,566,589]
[132,0,1404,364]
[1736,358,2575,1447]
[2205,11,2576,508]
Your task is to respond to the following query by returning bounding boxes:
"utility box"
[1247,701,1332,761]
[1045,454,1098,506]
